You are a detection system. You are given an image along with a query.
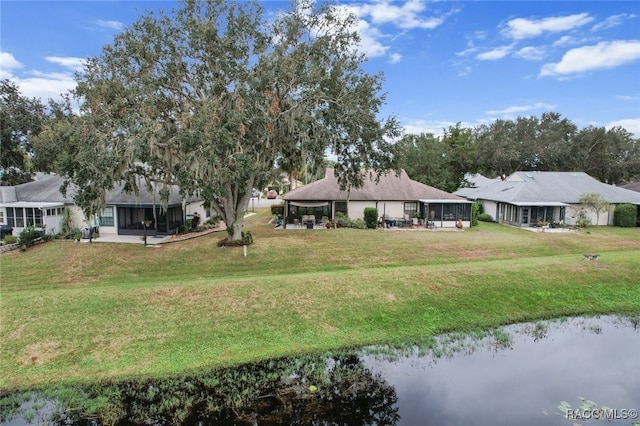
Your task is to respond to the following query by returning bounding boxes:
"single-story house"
[282,168,472,228]
[0,173,209,237]
[454,171,640,227]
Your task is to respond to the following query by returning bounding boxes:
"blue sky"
[2,1,639,137]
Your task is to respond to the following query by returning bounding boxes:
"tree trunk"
[214,185,252,242]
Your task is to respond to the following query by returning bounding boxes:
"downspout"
[182,197,187,227]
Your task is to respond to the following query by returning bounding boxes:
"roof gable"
[2,173,194,207]
[284,169,464,201]
[460,171,640,204]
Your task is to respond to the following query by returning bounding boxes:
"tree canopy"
[0,79,48,185]
[395,112,640,190]
[36,0,400,240]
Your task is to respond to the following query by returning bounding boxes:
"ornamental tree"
[39,0,400,240]
[579,192,610,226]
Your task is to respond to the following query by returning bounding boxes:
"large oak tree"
[0,79,48,185]
[39,0,399,240]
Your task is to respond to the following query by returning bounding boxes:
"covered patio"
[284,201,332,228]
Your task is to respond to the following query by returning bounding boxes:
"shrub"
[471,203,482,227]
[204,217,221,229]
[217,231,253,247]
[613,203,637,227]
[335,212,350,228]
[270,203,284,216]
[65,228,82,240]
[477,213,494,222]
[18,226,45,248]
[350,218,367,229]
[3,234,18,244]
[575,209,591,228]
[62,207,73,234]
[363,208,378,229]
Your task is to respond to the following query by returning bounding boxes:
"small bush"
[350,218,367,229]
[575,209,591,228]
[471,203,482,226]
[270,203,284,216]
[65,228,82,240]
[335,212,350,228]
[217,231,253,247]
[477,213,494,222]
[613,203,637,227]
[3,234,18,244]
[19,226,45,248]
[363,208,378,229]
[204,217,221,229]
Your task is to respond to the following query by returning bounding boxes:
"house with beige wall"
[282,168,471,228]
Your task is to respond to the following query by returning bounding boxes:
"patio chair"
[427,210,436,229]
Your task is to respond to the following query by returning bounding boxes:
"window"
[14,208,24,227]
[99,207,114,226]
[7,208,16,227]
[33,208,43,226]
[335,202,348,217]
[428,203,471,222]
[0,210,4,224]
[404,202,418,218]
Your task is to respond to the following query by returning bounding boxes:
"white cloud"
[615,94,639,102]
[515,46,546,61]
[16,74,77,101]
[607,118,640,137]
[401,119,476,137]
[353,0,447,30]
[388,53,402,64]
[502,13,594,40]
[476,45,513,61]
[456,46,478,57]
[402,119,454,137]
[352,19,390,59]
[486,102,557,118]
[457,65,472,77]
[591,13,636,32]
[0,52,23,77]
[553,35,579,47]
[94,19,125,31]
[1,52,81,102]
[540,40,640,78]
[46,56,86,72]
[338,1,457,60]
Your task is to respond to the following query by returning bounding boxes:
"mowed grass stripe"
[2,247,638,390]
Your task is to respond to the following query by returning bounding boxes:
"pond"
[1,315,638,425]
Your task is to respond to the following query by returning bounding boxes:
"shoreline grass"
[1,209,639,391]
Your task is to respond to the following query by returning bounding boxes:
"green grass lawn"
[1,209,639,391]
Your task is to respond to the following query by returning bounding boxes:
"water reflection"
[1,315,638,425]
[364,315,639,426]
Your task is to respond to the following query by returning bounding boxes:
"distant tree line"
[393,112,640,192]
[3,77,639,196]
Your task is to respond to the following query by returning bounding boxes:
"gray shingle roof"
[621,182,640,193]
[2,173,192,206]
[456,171,640,205]
[283,169,464,202]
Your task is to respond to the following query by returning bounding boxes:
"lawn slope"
[1,211,639,390]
